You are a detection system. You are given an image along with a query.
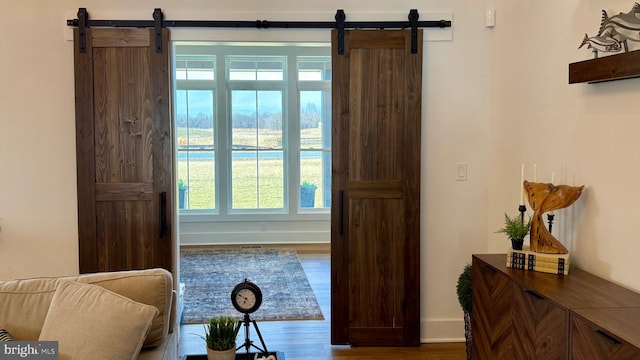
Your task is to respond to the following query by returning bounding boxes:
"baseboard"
[421,318,465,343]
[179,243,330,255]
[180,231,330,245]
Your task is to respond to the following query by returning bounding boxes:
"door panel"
[74,28,172,273]
[349,198,404,329]
[93,47,153,184]
[95,201,155,271]
[331,29,421,346]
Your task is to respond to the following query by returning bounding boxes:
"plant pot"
[511,238,524,250]
[463,310,472,360]
[206,347,235,360]
[300,185,317,208]
[179,187,188,209]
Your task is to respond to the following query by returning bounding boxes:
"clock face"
[234,288,257,310]
[231,280,262,314]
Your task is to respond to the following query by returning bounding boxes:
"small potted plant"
[201,315,241,360]
[456,264,472,360]
[496,213,531,250]
[300,181,317,208]
[178,179,188,209]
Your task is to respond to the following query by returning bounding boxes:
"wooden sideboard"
[472,254,640,359]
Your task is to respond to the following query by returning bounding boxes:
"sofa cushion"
[0,278,61,340]
[39,280,158,360]
[0,328,14,341]
[75,268,173,347]
[0,268,173,347]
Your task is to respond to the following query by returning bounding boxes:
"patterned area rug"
[180,248,324,324]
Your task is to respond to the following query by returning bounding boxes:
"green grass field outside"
[178,158,325,209]
[177,127,327,210]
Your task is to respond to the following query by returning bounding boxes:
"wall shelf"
[569,49,640,84]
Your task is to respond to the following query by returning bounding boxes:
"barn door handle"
[595,329,621,345]
[159,192,167,238]
[339,190,344,236]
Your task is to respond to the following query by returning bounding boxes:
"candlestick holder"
[518,205,526,223]
[547,213,555,233]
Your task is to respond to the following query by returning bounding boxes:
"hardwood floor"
[178,251,466,359]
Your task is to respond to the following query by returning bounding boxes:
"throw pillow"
[0,328,14,341]
[38,280,159,360]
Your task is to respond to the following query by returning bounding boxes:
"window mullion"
[216,51,229,215]
[254,91,260,209]
[287,53,299,213]
[185,90,191,209]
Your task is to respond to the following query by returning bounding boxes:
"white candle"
[533,163,537,182]
[520,164,525,205]
[550,172,556,215]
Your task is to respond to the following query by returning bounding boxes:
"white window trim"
[174,42,331,245]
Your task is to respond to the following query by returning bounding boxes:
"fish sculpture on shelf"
[524,181,584,254]
[578,32,622,57]
[599,2,640,49]
[579,2,640,58]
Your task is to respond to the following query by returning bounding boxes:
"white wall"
[22,0,640,344]
[421,3,492,341]
[0,1,79,278]
[488,0,640,294]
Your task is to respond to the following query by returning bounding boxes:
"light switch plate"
[485,10,495,28]
[456,163,468,181]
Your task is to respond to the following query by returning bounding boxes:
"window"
[174,43,331,216]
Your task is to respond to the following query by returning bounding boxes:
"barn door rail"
[67,8,452,54]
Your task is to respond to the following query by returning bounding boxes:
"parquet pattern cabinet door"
[472,258,514,359]
[74,28,173,273]
[473,254,640,360]
[572,315,640,360]
[512,283,568,359]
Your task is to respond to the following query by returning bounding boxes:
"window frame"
[173,42,331,223]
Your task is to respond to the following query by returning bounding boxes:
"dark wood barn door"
[74,28,173,273]
[331,29,422,346]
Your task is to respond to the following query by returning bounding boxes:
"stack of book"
[506,246,570,275]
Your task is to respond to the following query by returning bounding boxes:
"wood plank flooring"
[179,252,466,359]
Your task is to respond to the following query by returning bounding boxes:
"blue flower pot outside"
[179,187,188,209]
[300,186,317,208]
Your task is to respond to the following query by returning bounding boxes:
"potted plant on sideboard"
[496,213,531,250]
[201,315,241,360]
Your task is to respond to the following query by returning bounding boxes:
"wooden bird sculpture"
[523,181,584,254]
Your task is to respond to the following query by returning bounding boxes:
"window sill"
[178,211,330,223]
[178,213,330,245]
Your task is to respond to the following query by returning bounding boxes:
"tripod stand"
[237,313,268,357]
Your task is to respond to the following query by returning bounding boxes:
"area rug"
[180,247,324,324]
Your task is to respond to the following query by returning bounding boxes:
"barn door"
[331,29,422,346]
[74,28,173,273]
